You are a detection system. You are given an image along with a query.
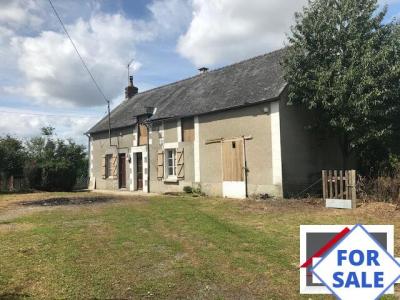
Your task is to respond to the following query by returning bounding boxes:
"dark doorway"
[118,153,126,189]
[136,153,143,190]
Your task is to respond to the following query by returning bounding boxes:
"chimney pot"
[198,67,209,74]
[125,76,138,99]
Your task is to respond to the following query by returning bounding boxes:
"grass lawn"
[0,192,399,299]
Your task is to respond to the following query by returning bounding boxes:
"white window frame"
[165,148,177,180]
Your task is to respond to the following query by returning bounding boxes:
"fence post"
[322,170,327,200]
[349,170,357,209]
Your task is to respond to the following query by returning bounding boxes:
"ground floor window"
[165,149,176,178]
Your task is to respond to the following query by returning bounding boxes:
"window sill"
[163,177,178,183]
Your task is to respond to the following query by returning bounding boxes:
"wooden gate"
[322,170,357,209]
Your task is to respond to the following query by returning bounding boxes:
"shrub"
[25,127,86,192]
[357,163,400,204]
[183,186,193,194]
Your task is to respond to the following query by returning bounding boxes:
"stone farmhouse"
[87,49,344,198]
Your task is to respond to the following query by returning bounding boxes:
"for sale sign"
[300,225,400,299]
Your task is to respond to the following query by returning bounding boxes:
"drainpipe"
[140,107,156,194]
[84,133,91,189]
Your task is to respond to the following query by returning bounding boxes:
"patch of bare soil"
[20,196,114,207]
[238,198,326,214]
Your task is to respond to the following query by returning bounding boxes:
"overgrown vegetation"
[283,0,400,175]
[357,163,400,204]
[0,127,87,192]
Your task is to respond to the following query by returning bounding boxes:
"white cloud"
[0,0,43,30]
[1,0,192,108]
[177,0,308,67]
[177,0,399,67]
[0,109,97,145]
[148,0,192,35]
[10,13,146,107]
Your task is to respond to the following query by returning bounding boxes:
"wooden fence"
[322,170,357,209]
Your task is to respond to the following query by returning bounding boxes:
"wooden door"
[222,138,246,198]
[222,139,244,181]
[136,153,143,190]
[118,153,126,189]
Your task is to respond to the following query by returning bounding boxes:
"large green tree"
[0,135,26,177]
[26,127,87,191]
[283,0,400,174]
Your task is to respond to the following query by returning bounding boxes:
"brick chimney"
[125,75,138,99]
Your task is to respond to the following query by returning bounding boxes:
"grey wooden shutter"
[112,155,118,178]
[157,150,164,180]
[176,148,184,180]
[101,155,106,179]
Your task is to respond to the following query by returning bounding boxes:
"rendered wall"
[198,103,279,197]
[90,127,134,190]
[279,89,346,197]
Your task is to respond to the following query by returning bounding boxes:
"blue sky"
[0,0,399,145]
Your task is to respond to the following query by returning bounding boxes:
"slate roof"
[87,48,287,134]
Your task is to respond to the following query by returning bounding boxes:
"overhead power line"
[48,0,113,144]
[47,0,109,105]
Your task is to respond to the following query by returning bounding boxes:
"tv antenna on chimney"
[127,59,134,83]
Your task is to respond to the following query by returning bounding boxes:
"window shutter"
[157,150,164,180]
[112,155,118,177]
[176,148,184,180]
[101,155,106,179]
[138,124,148,146]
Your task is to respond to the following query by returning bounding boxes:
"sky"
[0,0,399,145]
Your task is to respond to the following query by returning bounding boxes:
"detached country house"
[87,49,344,198]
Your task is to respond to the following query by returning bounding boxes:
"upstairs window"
[181,117,194,142]
[138,123,148,145]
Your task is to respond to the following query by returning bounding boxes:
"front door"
[118,153,126,189]
[222,138,246,198]
[136,153,143,190]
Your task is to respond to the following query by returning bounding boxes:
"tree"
[283,0,400,174]
[0,135,26,178]
[26,127,87,191]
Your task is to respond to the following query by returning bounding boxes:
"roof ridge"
[127,47,286,100]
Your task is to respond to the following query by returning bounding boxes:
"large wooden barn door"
[222,138,246,198]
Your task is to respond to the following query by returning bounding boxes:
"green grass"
[0,194,399,299]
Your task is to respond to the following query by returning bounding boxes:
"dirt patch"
[237,198,325,214]
[20,196,114,207]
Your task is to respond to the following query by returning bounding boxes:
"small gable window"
[181,117,194,142]
[138,123,148,145]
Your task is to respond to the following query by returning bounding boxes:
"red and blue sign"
[300,225,400,299]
